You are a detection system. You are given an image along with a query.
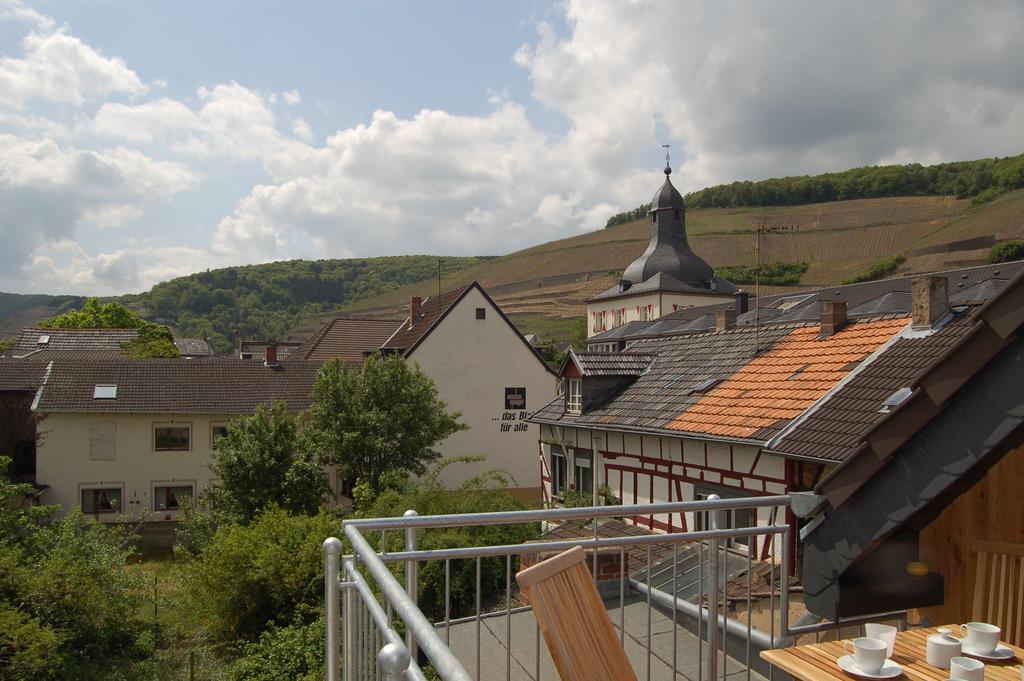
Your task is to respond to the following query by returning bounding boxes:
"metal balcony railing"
[324,495,907,681]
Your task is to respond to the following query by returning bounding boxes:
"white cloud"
[0,0,54,31]
[0,30,146,108]
[0,134,199,278]
[4,0,1024,296]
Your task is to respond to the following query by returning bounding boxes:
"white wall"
[586,291,733,338]
[409,286,556,496]
[36,412,228,521]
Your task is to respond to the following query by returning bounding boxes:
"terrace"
[323,496,908,681]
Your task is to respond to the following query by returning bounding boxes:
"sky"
[1,1,1022,296]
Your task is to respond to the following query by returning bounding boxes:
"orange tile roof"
[666,317,909,439]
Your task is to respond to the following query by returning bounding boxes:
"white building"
[19,357,321,520]
[293,281,558,499]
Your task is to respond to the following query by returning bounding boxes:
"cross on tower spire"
[661,143,671,175]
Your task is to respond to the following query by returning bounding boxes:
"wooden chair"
[516,545,637,681]
[971,540,1024,647]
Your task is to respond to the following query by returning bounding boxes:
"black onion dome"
[621,168,714,287]
[649,172,685,212]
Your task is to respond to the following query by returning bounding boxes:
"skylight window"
[878,386,912,413]
[93,384,117,399]
[37,334,50,345]
[771,293,814,311]
[689,377,720,395]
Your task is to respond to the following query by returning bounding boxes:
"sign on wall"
[494,387,530,433]
[504,387,526,410]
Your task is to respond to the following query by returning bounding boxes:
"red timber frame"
[599,433,788,562]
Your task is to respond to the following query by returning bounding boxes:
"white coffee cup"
[844,637,887,674]
[950,656,984,681]
[959,622,1000,655]
[865,623,897,658]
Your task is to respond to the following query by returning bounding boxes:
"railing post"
[377,642,411,681]
[404,509,419,661]
[323,537,342,681]
[707,493,721,681]
[343,557,356,681]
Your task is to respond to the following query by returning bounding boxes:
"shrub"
[227,619,323,681]
[716,262,809,286]
[185,507,337,644]
[842,255,906,284]
[989,240,1024,264]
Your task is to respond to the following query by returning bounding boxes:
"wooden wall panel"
[918,443,1024,625]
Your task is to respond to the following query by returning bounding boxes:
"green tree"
[207,402,328,523]
[569,316,588,351]
[0,456,149,679]
[40,298,179,358]
[309,356,465,498]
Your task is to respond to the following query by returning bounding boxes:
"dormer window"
[566,378,582,414]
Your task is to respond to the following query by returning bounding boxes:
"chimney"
[716,307,736,332]
[912,276,950,329]
[234,329,241,358]
[264,343,278,367]
[734,291,749,315]
[409,296,423,328]
[820,300,848,338]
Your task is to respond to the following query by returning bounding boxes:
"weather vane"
[662,143,671,169]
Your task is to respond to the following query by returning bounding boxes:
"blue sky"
[1,1,1022,295]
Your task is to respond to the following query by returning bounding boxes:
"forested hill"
[117,256,492,354]
[684,153,1024,210]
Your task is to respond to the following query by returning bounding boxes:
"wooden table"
[761,625,1023,680]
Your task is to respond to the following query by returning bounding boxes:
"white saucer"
[962,643,1016,661]
[837,654,903,679]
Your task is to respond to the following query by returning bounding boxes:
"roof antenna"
[662,143,671,175]
[751,215,800,356]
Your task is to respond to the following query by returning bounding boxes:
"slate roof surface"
[0,359,50,392]
[30,358,321,414]
[570,351,655,376]
[589,271,739,302]
[289,318,402,364]
[380,284,472,353]
[7,327,137,358]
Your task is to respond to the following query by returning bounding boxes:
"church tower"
[586,157,738,338]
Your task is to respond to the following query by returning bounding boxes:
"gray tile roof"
[6,327,137,358]
[290,317,403,364]
[30,358,320,414]
[570,351,656,376]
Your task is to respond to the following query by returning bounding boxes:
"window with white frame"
[573,450,593,494]
[81,486,122,514]
[694,487,756,548]
[550,446,567,497]
[153,483,194,511]
[565,378,582,414]
[154,423,191,451]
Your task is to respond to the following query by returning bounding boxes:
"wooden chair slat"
[517,546,638,681]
